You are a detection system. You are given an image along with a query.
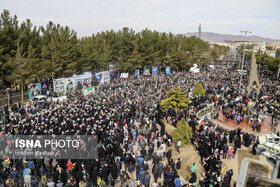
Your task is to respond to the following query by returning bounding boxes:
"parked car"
[32,95,47,103]
[52,96,67,102]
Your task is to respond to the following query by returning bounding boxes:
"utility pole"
[277,63,280,79]
[239,30,252,88]
[5,88,10,109]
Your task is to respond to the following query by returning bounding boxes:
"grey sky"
[2,0,280,39]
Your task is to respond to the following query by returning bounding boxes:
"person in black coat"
[110,161,118,181]
[189,172,197,184]
[222,169,233,187]
[91,168,98,186]
[252,140,259,155]
[101,164,108,184]
[234,136,241,149]
[76,169,84,185]
[166,148,172,162]
[244,133,251,147]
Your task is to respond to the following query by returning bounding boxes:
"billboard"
[108,63,115,78]
[135,69,140,77]
[53,78,65,96]
[143,67,150,75]
[28,83,42,99]
[152,65,158,75]
[166,66,171,74]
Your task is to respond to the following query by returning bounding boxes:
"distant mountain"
[183,32,280,44]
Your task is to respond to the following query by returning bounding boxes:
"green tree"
[171,118,192,145]
[7,42,28,103]
[193,83,205,96]
[160,84,191,112]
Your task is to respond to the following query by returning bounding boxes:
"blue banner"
[166,66,171,74]
[152,65,158,75]
[41,81,49,95]
[135,69,140,77]
[108,63,115,77]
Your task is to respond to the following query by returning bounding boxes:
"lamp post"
[239,30,252,88]
[5,88,10,108]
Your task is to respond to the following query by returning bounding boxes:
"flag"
[199,115,205,125]
[261,96,268,100]
[128,98,132,104]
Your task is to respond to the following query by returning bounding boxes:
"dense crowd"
[0,52,279,187]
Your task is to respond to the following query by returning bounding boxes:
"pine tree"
[171,118,192,145]
[160,84,191,112]
[193,83,205,96]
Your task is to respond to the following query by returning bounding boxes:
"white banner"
[120,73,129,78]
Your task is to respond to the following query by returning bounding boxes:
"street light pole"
[5,88,10,108]
[239,30,252,88]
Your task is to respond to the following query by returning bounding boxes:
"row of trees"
[238,48,280,74]
[0,9,229,89]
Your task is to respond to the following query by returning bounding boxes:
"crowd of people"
[0,51,279,187]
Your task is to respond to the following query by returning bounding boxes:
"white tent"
[190,64,200,73]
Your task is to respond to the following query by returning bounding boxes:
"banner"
[103,71,110,83]
[40,81,49,95]
[108,63,115,78]
[152,65,158,76]
[135,69,140,77]
[28,83,42,99]
[120,73,129,78]
[83,87,95,95]
[64,78,75,92]
[166,66,171,74]
[143,67,150,75]
[96,71,109,85]
[73,72,92,89]
[53,78,65,96]
[96,72,103,85]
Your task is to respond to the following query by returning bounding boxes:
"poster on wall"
[41,81,49,95]
[28,83,42,99]
[53,78,65,96]
[152,65,158,76]
[108,63,115,78]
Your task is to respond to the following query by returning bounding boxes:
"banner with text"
[53,78,65,96]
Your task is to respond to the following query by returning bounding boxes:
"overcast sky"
[2,0,280,39]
